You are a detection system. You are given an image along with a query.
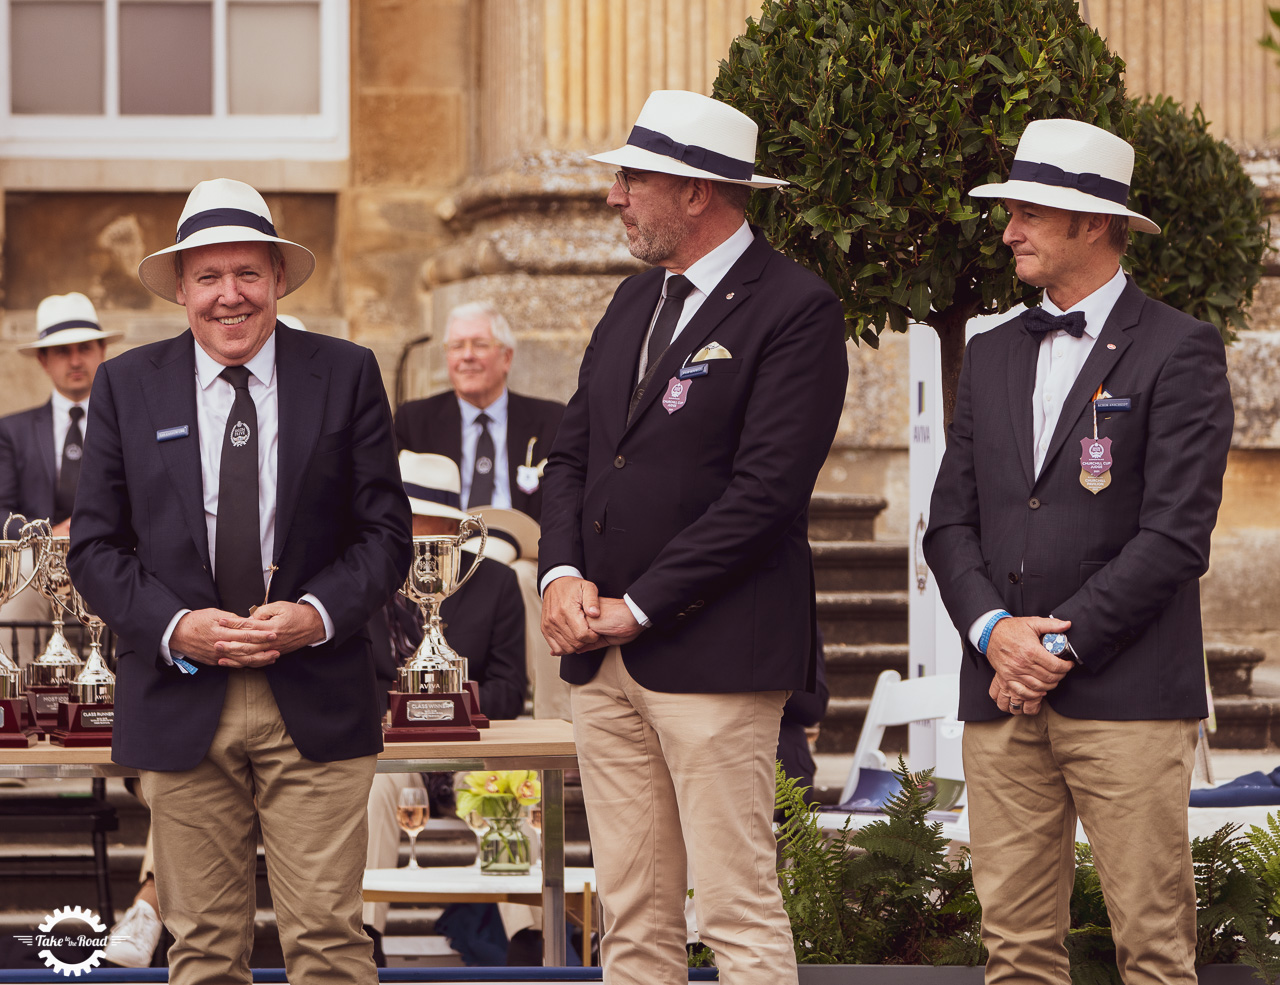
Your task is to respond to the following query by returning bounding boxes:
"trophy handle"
[453,515,487,593]
[7,514,44,597]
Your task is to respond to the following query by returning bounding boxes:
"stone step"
[811,541,907,592]
[1207,644,1266,697]
[808,493,887,542]
[1206,696,1280,749]
[816,591,908,646]
[823,643,908,699]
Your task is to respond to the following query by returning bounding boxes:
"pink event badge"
[662,377,691,414]
[1079,437,1113,477]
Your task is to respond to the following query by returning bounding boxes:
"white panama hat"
[590,90,788,189]
[21,292,120,352]
[138,178,317,303]
[277,314,308,332]
[399,451,468,522]
[969,119,1160,234]
[462,506,540,566]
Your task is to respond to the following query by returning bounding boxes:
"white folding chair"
[816,669,969,844]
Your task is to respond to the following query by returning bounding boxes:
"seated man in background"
[364,451,527,964]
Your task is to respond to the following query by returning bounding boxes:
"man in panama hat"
[69,177,411,984]
[925,118,1234,985]
[539,89,848,984]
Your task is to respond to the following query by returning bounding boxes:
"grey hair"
[443,301,516,353]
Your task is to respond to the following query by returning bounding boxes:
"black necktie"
[1024,306,1086,339]
[645,274,695,371]
[53,406,85,524]
[468,412,496,509]
[215,366,263,616]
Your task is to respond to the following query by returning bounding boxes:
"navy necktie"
[468,412,496,509]
[216,366,263,616]
[54,406,85,524]
[1024,307,1086,339]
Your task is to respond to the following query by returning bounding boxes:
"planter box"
[794,965,1269,985]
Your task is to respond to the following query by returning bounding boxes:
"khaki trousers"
[571,647,795,985]
[140,669,378,985]
[964,704,1198,985]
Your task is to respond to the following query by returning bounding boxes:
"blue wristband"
[978,610,1012,655]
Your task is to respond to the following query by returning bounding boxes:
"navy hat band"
[625,125,755,181]
[38,319,101,340]
[177,207,279,244]
[403,483,461,509]
[1008,160,1129,207]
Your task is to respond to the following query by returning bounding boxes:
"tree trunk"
[928,304,973,437]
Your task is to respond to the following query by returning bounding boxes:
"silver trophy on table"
[385,516,487,741]
[24,529,84,730]
[29,523,114,746]
[0,514,40,747]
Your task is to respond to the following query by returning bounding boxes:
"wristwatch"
[1041,632,1081,665]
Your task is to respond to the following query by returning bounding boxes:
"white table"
[0,718,580,966]
[363,864,597,966]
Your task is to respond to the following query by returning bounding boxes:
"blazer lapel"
[273,327,327,566]
[1036,279,1142,483]
[439,396,463,465]
[504,393,534,500]
[140,333,208,569]
[33,401,56,496]
[1007,322,1039,490]
[611,270,664,431]
[624,233,769,433]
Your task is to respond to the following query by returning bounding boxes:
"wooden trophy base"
[26,687,71,736]
[49,701,114,747]
[0,698,37,747]
[462,681,490,729]
[384,690,480,742]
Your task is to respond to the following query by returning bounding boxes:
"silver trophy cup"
[31,524,113,705]
[27,531,84,689]
[0,514,41,700]
[397,516,487,695]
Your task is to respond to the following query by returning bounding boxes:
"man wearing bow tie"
[924,120,1233,985]
[539,90,847,985]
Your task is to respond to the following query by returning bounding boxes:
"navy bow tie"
[1023,306,1086,339]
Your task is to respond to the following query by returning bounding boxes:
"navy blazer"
[0,400,56,524]
[539,229,848,693]
[68,325,412,771]
[924,279,1234,721]
[394,390,565,521]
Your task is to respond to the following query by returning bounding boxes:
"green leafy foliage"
[776,758,985,965]
[1066,844,1120,985]
[1125,96,1269,342]
[1192,823,1280,979]
[713,0,1127,343]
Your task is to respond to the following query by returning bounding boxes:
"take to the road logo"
[12,905,128,976]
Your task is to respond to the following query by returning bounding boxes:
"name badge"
[1094,398,1132,413]
[156,425,190,442]
[678,363,710,380]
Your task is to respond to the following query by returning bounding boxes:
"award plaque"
[385,517,487,742]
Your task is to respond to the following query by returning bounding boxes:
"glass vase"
[479,811,532,875]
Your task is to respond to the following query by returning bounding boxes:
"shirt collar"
[50,389,86,420]
[671,220,755,298]
[194,330,277,390]
[458,388,509,426]
[1040,266,1127,340]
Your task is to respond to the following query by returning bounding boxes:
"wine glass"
[396,786,429,869]
[463,810,490,867]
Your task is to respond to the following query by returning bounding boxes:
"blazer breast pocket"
[313,425,354,456]
[698,360,742,376]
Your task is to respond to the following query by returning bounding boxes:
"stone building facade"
[1,0,1279,651]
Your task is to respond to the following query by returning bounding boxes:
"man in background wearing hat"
[364,451,526,965]
[395,300,569,719]
[68,178,411,985]
[539,90,848,984]
[924,119,1233,984]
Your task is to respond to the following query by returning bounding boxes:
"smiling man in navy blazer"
[68,179,411,985]
[539,90,848,985]
[924,121,1233,985]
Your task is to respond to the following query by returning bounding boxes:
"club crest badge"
[476,456,494,475]
[65,444,82,461]
[662,377,690,414]
[230,421,251,448]
[1079,437,1112,477]
[517,464,540,495]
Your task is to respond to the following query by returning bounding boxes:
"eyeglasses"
[614,170,653,194]
[445,339,500,355]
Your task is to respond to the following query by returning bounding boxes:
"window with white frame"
[0,0,348,161]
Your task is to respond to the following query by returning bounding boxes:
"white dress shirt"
[542,220,758,626]
[458,389,511,509]
[50,390,89,481]
[967,265,1128,650]
[160,332,333,664]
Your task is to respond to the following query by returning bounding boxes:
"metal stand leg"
[541,769,566,966]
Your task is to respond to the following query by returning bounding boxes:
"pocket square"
[691,342,732,362]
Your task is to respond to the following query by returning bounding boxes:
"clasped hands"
[170,601,325,669]
[541,577,643,656]
[986,615,1076,716]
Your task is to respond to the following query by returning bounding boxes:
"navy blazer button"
[593,521,603,534]
[613,455,626,469]
[1028,498,1041,509]
[1008,572,1019,584]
